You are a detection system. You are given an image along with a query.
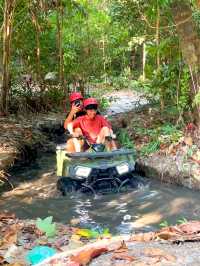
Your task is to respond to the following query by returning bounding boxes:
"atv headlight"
[116,163,129,175]
[75,166,91,178]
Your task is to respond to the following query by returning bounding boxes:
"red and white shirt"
[73,114,111,144]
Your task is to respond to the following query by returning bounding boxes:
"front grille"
[90,167,117,179]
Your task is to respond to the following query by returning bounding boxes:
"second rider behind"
[64,92,85,133]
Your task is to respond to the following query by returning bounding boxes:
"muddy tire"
[118,173,145,192]
[129,173,146,188]
[57,177,78,196]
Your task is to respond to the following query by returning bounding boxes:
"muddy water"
[1,153,200,235]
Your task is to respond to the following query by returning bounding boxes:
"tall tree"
[1,0,16,114]
[171,0,200,125]
[56,0,64,89]
[29,0,41,82]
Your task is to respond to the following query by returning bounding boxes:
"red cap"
[69,92,83,103]
[83,98,98,108]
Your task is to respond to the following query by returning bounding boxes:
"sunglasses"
[85,104,98,110]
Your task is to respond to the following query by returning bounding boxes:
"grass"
[117,129,136,155]
[133,122,183,156]
[159,217,188,228]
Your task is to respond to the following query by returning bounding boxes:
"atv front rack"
[65,149,135,159]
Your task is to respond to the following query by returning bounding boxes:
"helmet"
[83,98,98,108]
[69,92,83,103]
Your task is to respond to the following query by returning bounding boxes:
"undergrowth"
[135,123,183,156]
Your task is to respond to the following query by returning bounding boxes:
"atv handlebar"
[65,149,135,158]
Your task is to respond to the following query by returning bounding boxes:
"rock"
[44,72,57,81]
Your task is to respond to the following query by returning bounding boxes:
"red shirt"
[73,114,111,144]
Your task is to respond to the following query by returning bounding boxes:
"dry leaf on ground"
[0,212,15,221]
[179,221,200,234]
[70,247,108,265]
[143,247,176,262]
[111,252,136,262]
[113,240,128,253]
[184,136,193,146]
[0,255,4,263]
[130,232,155,242]
[1,224,21,248]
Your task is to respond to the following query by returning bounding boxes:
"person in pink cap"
[66,98,117,152]
[64,92,85,132]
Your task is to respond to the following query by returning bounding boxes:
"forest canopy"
[1,0,200,126]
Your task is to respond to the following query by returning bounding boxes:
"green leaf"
[159,220,169,228]
[75,228,111,239]
[177,217,188,225]
[76,228,99,239]
[36,216,56,238]
[102,228,111,237]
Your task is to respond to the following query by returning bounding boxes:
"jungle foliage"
[0,0,200,124]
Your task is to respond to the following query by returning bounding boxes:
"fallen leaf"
[36,216,56,237]
[179,221,200,234]
[184,136,193,146]
[143,248,176,262]
[156,231,177,240]
[111,252,135,262]
[164,253,177,262]
[53,235,69,248]
[71,234,81,242]
[5,263,25,266]
[130,232,155,242]
[0,255,4,263]
[113,240,128,253]
[0,212,15,221]
[2,224,20,247]
[22,224,36,234]
[70,218,80,226]
[70,247,108,265]
[75,228,99,239]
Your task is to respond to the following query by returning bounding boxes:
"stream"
[1,152,200,235]
[1,90,200,235]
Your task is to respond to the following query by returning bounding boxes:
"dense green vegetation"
[1,0,200,126]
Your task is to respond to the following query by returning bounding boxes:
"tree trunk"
[156,0,160,69]
[57,0,64,89]
[30,3,41,82]
[0,0,16,114]
[171,0,200,125]
[142,42,146,81]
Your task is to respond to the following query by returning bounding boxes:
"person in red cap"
[63,92,85,132]
[66,98,117,152]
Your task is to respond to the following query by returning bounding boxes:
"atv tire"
[118,173,145,192]
[129,173,146,188]
[57,177,78,196]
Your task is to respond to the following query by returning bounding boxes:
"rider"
[63,92,85,133]
[66,98,117,152]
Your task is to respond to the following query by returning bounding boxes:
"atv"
[56,137,139,195]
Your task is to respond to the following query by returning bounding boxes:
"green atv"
[56,139,139,195]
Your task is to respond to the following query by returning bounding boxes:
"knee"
[66,138,75,152]
[74,127,83,135]
[101,126,111,135]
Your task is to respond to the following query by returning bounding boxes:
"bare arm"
[63,104,81,130]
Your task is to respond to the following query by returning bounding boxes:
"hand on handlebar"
[73,132,82,138]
